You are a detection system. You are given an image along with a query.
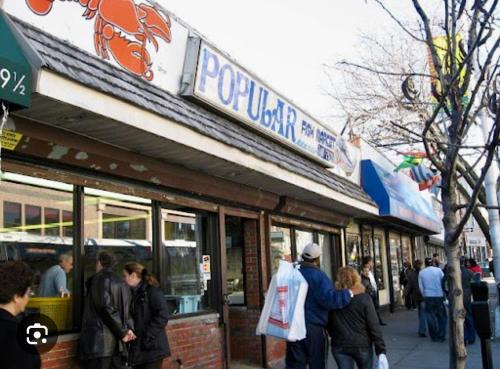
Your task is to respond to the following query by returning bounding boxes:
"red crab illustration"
[26,0,172,81]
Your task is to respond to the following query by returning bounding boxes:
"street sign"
[0,11,32,109]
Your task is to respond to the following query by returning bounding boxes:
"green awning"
[0,10,35,109]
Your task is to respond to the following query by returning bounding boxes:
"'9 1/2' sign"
[0,58,31,108]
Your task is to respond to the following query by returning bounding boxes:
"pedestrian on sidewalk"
[418,257,447,342]
[362,256,386,325]
[327,267,386,369]
[405,259,426,337]
[285,243,364,369]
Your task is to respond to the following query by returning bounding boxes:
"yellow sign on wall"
[1,129,23,150]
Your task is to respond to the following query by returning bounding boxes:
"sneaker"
[418,333,427,338]
[379,321,387,326]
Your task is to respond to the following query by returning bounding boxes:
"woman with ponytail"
[123,262,170,369]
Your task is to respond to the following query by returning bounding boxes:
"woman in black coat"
[328,267,386,369]
[123,262,170,369]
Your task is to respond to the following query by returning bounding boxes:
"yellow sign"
[1,129,23,150]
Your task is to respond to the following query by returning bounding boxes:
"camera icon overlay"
[18,313,58,354]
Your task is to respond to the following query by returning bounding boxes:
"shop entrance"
[220,210,264,368]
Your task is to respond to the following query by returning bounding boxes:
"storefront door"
[220,209,264,368]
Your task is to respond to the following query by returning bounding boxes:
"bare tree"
[325,1,499,368]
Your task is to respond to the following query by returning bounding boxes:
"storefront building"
[347,140,442,310]
[0,4,378,369]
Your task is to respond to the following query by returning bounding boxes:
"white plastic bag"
[375,353,389,369]
[256,260,308,341]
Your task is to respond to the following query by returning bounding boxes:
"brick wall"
[40,314,224,369]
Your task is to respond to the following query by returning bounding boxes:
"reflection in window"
[163,209,214,315]
[0,173,74,333]
[84,189,152,283]
[402,236,412,264]
[389,235,402,292]
[62,211,73,238]
[25,205,41,235]
[3,201,21,229]
[295,229,313,261]
[374,236,385,290]
[347,234,361,270]
[225,216,245,305]
[318,233,332,280]
[362,226,373,259]
[270,226,292,273]
[44,208,60,236]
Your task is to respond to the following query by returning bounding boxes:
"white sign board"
[182,39,359,175]
[3,0,189,94]
[465,235,487,247]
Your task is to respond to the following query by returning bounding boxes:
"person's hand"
[350,284,365,296]
[122,329,136,342]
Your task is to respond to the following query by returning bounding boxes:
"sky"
[162,0,420,132]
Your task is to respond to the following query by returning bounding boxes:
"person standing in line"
[418,257,447,342]
[123,262,170,369]
[432,253,445,270]
[466,258,483,279]
[362,256,386,325]
[0,261,39,369]
[285,243,364,369]
[488,258,494,278]
[80,252,135,369]
[38,253,73,297]
[328,267,386,369]
[405,260,426,337]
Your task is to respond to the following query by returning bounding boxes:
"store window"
[3,201,21,229]
[270,225,292,272]
[295,229,313,261]
[25,205,42,235]
[318,233,333,280]
[62,210,73,238]
[374,235,385,290]
[402,236,412,264]
[45,208,60,236]
[0,172,75,333]
[346,234,361,269]
[225,216,245,305]
[84,189,153,282]
[389,234,402,292]
[361,226,373,259]
[162,208,216,316]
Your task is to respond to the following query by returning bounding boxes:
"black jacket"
[128,282,170,365]
[0,308,41,369]
[405,268,422,303]
[80,268,133,360]
[361,275,376,299]
[327,293,386,355]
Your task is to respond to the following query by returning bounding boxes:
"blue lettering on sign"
[285,107,296,142]
[247,81,268,122]
[233,72,249,111]
[318,146,334,162]
[218,64,235,106]
[260,94,273,128]
[301,120,314,138]
[316,129,335,149]
[199,48,219,93]
[271,99,285,136]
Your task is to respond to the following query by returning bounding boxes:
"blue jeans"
[331,347,373,369]
[464,302,476,344]
[424,297,447,341]
[418,301,426,335]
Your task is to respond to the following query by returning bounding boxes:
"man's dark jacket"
[0,308,40,369]
[80,267,133,360]
[128,281,170,366]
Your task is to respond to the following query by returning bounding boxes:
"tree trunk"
[441,173,467,369]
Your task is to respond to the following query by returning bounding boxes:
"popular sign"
[183,40,357,172]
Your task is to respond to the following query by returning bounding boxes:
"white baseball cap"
[302,243,321,259]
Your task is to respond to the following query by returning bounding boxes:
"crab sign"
[25,0,172,81]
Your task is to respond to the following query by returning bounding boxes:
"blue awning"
[361,160,442,234]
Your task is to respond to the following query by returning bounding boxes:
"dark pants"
[424,297,447,341]
[83,356,123,369]
[370,293,384,324]
[285,323,328,369]
[133,359,164,369]
[464,302,476,345]
[417,301,426,335]
[331,347,373,369]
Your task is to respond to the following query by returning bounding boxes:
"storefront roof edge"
[9,16,377,211]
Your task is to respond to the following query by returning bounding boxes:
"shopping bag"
[256,260,308,341]
[375,353,389,369]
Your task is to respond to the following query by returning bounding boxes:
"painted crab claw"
[107,34,154,81]
[137,4,172,44]
[25,0,54,15]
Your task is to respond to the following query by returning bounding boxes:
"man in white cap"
[286,243,364,369]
